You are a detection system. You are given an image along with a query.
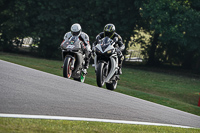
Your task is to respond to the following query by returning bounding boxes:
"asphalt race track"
[0,59,200,128]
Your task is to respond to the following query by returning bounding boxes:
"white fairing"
[94,42,118,83]
[104,55,118,82]
[96,44,103,53]
[95,44,113,53]
[104,45,114,52]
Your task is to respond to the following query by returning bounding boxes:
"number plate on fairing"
[66,45,75,49]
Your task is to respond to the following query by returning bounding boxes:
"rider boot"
[84,59,89,69]
[118,63,122,75]
[82,58,90,75]
[118,55,124,75]
[83,51,91,69]
[82,68,87,75]
[116,49,124,75]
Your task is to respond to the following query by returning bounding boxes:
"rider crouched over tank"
[61,23,91,74]
[93,23,125,75]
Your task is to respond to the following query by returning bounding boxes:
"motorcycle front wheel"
[63,56,72,78]
[96,63,105,87]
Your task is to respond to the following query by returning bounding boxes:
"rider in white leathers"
[63,23,91,72]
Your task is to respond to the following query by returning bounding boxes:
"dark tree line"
[0,0,199,72]
[141,0,200,71]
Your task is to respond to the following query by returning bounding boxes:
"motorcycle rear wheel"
[63,56,72,78]
[106,80,118,90]
[74,71,86,83]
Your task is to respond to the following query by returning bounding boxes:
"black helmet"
[104,24,115,38]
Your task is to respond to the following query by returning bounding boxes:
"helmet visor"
[71,31,80,36]
[104,31,113,37]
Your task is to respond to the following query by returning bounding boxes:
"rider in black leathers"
[93,23,125,74]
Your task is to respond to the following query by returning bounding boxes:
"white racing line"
[0,113,194,128]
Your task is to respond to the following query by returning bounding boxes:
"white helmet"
[71,23,82,36]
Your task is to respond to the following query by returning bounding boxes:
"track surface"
[0,60,200,128]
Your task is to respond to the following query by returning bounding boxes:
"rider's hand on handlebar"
[92,46,95,52]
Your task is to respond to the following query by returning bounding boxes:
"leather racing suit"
[63,31,91,69]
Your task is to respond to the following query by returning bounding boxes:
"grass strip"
[0,117,199,133]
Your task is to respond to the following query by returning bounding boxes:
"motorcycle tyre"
[106,80,118,90]
[63,56,72,78]
[74,71,86,83]
[96,63,105,87]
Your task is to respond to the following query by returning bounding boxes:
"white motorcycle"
[93,37,120,90]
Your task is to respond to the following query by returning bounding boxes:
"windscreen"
[68,36,79,45]
[102,37,112,45]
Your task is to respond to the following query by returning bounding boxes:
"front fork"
[70,56,75,70]
[94,53,97,72]
[64,55,75,70]
[94,54,109,76]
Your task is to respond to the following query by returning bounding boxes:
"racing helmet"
[71,23,82,36]
[104,24,115,38]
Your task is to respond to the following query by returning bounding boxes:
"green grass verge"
[0,117,200,133]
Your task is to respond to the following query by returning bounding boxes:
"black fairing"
[72,52,83,78]
[61,36,84,79]
[62,36,83,60]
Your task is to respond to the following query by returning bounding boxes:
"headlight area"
[96,48,102,54]
[95,48,114,56]
[106,50,113,54]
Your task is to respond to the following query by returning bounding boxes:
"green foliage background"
[0,0,199,71]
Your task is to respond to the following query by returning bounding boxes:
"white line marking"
[0,113,193,128]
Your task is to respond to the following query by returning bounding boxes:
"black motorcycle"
[60,36,86,82]
[93,37,120,90]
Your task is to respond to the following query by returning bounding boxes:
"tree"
[1,0,143,58]
[140,0,200,70]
